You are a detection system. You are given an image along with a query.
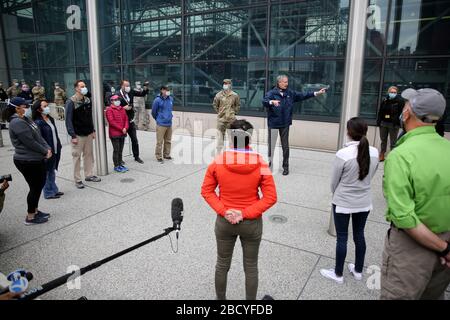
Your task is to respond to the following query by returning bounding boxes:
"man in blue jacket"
[263,75,327,175]
[152,86,174,163]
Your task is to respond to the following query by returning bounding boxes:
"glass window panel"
[365,0,389,57]
[122,19,182,63]
[71,0,87,30]
[1,1,34,39]
[269,60,345,120]
[36,33,75,67]
[270,0,349,58]
[124,64,183,107]
[6,38,38,68]
[0,69,8,86]
[9,68,40,87]
[360,59,383,120]
[41,67,77,101]
[388,0,450,56]
[98,0,120,26]
[100,26,121,65]
[121,0,181,22]
[187,0,266,12]
[384,58,450,126]
[102,65,122,105]
[186,7,267,61]
[35,0,72,34]
[185,62,266,113]
[73,31,89,66]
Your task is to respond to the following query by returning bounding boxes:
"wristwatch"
[439,241,450,257]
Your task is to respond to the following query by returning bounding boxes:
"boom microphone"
[171,198,184,239]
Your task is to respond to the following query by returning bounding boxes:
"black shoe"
[135,158,144,164]
[163,156,173,160]
[85,176,101,182]
[75,181,85,189]
[282,168,289,176]
[24,215,49,226]
[157,158,164,163]
[45,195,61,200]
[36,210,51,219]
[56,192,64,196]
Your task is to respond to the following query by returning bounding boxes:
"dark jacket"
[18,91,33,102]
[118,88,149,124]
[377,95,404,127]
[65,95,95,138]
[9,114,50,161]
[0,88,7,101]
[262,87,315,128]
[35,116,62,170]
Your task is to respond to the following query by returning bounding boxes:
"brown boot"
[379,152,385,162]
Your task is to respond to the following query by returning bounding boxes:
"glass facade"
[0,0,449,129]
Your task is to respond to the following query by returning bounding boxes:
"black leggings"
[111,136,125,167]
[14,159,47,214]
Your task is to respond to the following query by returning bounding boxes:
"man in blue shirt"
[152,86,174,163]
[262,75,327,175]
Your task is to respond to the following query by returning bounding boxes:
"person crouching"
[106,95,129,173]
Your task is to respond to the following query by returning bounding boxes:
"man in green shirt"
[381,88,450,300]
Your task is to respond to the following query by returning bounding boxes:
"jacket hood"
[217,150,263,175]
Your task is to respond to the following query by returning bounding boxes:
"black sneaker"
[163,156,173,160]
[135,157,144,164]
[157,158,164,163]
[56,192,64,196]
[85,176,101,182]
[75,181,85,189]
[282,168,289,176]
[36,211,51,219]
[24,215,49,226]
[45,195,61,200]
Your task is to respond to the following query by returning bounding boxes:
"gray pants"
[215,215,263,300]
[380,124,400,153]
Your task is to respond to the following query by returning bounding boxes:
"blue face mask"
[388,93,397,99]
[24,108,32,118]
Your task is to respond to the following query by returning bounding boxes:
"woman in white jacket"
[321,117,379,284]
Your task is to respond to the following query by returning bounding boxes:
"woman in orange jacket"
[201,119,277,300]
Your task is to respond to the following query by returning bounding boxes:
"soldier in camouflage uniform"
[6,79,20,99]
[32,80,46,102]
[213,79,241,154]
[54,82,66,106]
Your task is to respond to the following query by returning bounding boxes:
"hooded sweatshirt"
[201,149,277,220]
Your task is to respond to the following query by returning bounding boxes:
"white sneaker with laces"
[320,268,344,284]
[348,263,363,281]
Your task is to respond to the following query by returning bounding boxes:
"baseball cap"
[223,79,232,84]
[8,97,30,108]
[110,95,120,100]
[401,88,446,123]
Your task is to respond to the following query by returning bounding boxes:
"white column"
[86,0,108,176]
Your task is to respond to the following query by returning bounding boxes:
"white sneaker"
[348,263,363,281]
[320,268,344,284]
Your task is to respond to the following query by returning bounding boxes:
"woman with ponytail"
[320,117,379,284]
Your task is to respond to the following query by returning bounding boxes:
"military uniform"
[0,83,8,101]
[133,82,150,130]
[32,85,46,102]
[213,86,240,153]
[54,86,66,106]
[6,81,20,99]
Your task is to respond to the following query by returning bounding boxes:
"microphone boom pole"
[19,227,175,300]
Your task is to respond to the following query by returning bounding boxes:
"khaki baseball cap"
[401,88,446,123]
[223,79,232,84]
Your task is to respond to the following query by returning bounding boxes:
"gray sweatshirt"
[331,141,379,213]
[9,115,50,161]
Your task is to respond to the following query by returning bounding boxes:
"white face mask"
[81,87,88,96]
[223,85,230,91]
[166,91,171,97]
[42,106,51,115]
[111,87,116,93]
[113,101,121,107]
[55,86,60,89]
[125,87,131,93]
[24,108,32,118]
[136,85,142,90]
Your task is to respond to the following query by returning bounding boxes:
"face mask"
[166,91,171,97]
[24,108,32,118]
[223,85,230,91]
[136,85,142,90]
[42,106,51,115]
[55,86,60,89]
[113,101,121,107]
[111,87,116,93]
[15,83,19,87]
[389,93,397,99]
[23,87,29,92]
[81,87,88,96]
[125,87,131,93]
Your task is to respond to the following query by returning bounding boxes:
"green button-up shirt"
[383,126,450,234]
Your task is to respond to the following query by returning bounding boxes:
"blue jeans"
[333,204,369,277]
[43,161,59,199]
